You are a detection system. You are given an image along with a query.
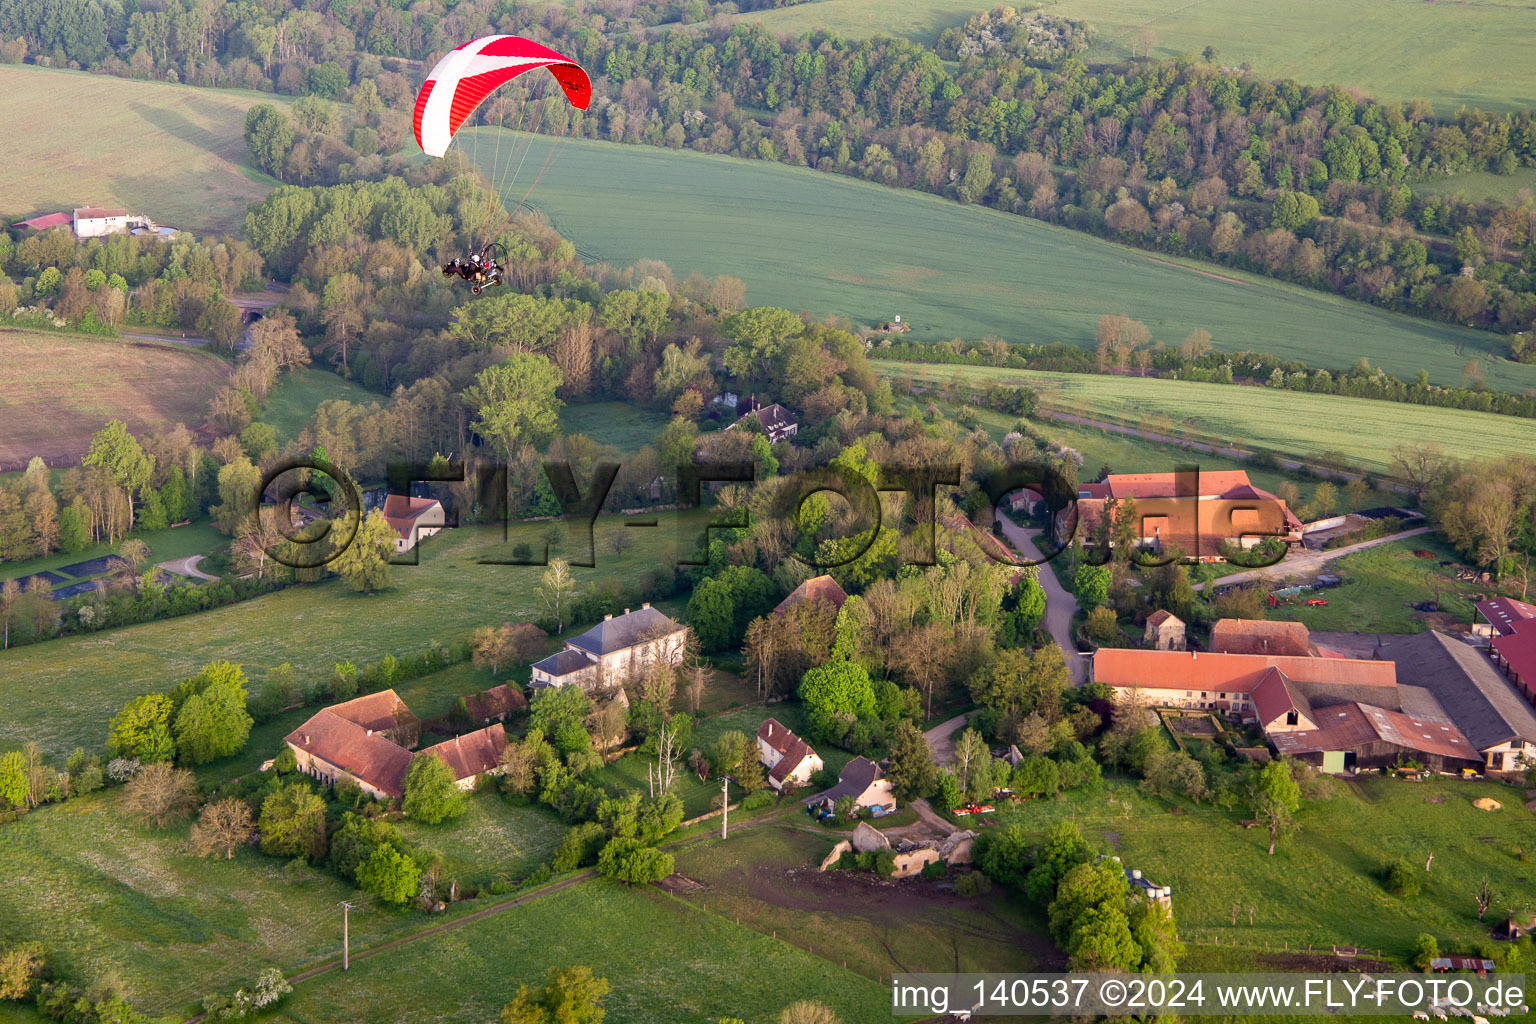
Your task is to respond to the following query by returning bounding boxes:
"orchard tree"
[1251,759,1302,855]
[122,761,197,828]
[190,797,256,858]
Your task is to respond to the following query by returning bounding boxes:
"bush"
[874,850,896,876]
[920,859,947,877]
[955,871,993,898]
[740,790,774,811]
[1411,933,1439,971]
[1383,857,1420,898]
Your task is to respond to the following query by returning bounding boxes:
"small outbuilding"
[1144,610,1186,651]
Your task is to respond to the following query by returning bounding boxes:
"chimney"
[604,613,613,621]
[366,728,373,736]
[642,602,650,610]
[303,733,310,744]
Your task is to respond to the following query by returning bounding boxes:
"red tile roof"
[1102,471,1254,499]
[381,494,440,540]
[1145,609,1180,628]
[1093,648,1397,694]
[1492,617,1536,691]
[420,724,508,783]
[462,684,526,723]
[1478,597,1536,637]
[1271,702,1476,763]
[328,689,415,734]
[1250,668,1305,725]
[775,574,849,616]
[12,212,71,230]
[285,708,415,798]
[757,717,801,755]
[1210,619,1316,657]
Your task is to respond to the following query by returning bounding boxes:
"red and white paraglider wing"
[413,35,592,158]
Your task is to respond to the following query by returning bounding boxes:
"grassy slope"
[276,880,895,1024]
[559,400,672,451]
[394,791,569,886]
[0,791,415,1018]
[1417,166,1536,205]
[0,65,286,234]
[477,133,1529,392]
[0,329,230,470]
[0,513,708,758]
[737,0,1536,113]
[993,773,1536,959]
[262,367,385,442]
[879,360,1536,475]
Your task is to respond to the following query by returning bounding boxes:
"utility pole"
[340,901,354,971]
[721,776,730,839]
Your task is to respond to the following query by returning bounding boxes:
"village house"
[807,756,895,814]
[757,718,824,791]
[418,724,509,790]
[73,207,131,237]
[1269,702,1481,774]
[731,398,798,443]
[1143,610,1186,651]
[284,690,422,800]
[1059,470,1302,562]
[458,684,528,726]
[529,604,686,691]
[381,494,446,554]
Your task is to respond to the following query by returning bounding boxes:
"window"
[1286,711,1299,726]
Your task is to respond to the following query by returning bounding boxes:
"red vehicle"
[952,803,996,816]
[1306,598,1329,606]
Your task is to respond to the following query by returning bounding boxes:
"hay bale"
[1473,797,1502,811]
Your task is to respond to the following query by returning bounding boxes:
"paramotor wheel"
[471,284,482,295]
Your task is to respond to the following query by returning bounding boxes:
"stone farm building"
[757,718,823,791]
[1090,622,1503,773]
[1144,610,1186,651]
[529,604,686,691]
[1060,470,1302,562]
[381,495,446,554]
[285,690,510,798]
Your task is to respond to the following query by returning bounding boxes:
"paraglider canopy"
[413,35,591,158]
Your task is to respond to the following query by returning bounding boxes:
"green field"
[475,134,1529,392]
[1417,166,1536,205]
[0,513,707,758]
[262,368,385,443]
[739,0,1536,113]
[988,772,1536,961]
[395,791,570,886]
[0,791,419,1018]
[881,360,1536,475]
[559,400,673,452]
[1266,535,1476,634]
[0,65,286,234]
[275,878,895,1024]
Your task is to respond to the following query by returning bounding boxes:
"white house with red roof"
[756,718,823,791]
[381,494,445,553]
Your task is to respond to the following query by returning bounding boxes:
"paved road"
[923,712,971,766]
[1192,525,1432,591]
[993,519,1088,687]
[158,555,217,581]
